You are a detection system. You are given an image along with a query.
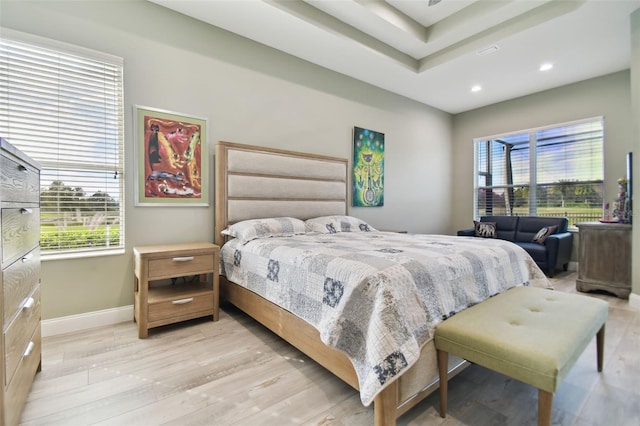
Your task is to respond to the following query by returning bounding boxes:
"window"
[0,30,124,258]
[474,118,603,227]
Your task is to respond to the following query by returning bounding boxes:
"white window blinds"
[474,118,604,227]
[0,31,125,257]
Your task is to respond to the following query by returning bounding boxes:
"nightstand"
[133,242,219,338]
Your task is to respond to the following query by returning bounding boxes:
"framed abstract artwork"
[352,126,384,207]
[134,106,209,206]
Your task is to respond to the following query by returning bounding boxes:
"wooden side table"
[576,222,631,298]
[133,242,219,338]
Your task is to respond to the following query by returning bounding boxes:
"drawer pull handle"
[23,341,35,357]
[22,253,34,262]
[23,297,35,310]
[172,256,194,262]
[172,298,194,305]
[18,164,28,172]
[21,208,33,215]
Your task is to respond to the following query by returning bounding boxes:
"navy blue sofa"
[457,216,573,277]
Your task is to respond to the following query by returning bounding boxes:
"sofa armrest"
[457,228,475,236]
[544,232,573,271]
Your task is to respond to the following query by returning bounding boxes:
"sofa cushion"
[515,217,567,243]
[480,216,519,241]
[516,242,548,264]
[474,221,497,238]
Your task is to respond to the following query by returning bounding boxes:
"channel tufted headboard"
[214,141,348,246]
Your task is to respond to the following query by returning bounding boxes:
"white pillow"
[222,217,306,242]
[305,215,376,234]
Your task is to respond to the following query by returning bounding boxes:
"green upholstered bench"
[434,286,608,426]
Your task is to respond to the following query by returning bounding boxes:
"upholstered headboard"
[214,141,348,245]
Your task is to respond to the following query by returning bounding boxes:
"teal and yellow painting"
[353,126,384,207]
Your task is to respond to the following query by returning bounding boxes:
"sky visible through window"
[479,120,603,187]
[475,118,604,224]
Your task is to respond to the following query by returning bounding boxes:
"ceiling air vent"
[476,45,500,56]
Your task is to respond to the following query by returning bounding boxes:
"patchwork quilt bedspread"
[220,232,551,405]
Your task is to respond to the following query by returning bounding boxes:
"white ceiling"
[149,0,640,114]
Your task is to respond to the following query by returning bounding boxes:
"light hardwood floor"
[20,272,640,425]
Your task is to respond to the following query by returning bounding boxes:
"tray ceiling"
[149,0,640,113]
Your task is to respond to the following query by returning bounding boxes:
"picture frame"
[352,126,384,207]
[134,105,209,206]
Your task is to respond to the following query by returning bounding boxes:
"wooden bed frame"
[214,141,467,425]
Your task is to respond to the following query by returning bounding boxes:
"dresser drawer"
[4,325,41,426]
[147,253,215,279]
[3,246,40,325]
[4,286,41,387]
[0,152,40,204]
[148,291,213,324]
[1,207,40,266]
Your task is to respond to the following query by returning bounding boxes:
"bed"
[214,141,551,425]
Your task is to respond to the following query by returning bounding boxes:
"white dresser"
[1,138,41,426]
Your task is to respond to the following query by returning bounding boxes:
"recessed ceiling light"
[540,63,553,71]
[471,85,482,92]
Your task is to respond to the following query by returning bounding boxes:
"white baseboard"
[630,293,640,310]
[42,305,133,337]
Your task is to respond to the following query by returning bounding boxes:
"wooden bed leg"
[437,349,448,418]
[374,379,398,426]
[596,324,605,372]
[538,389,553,426]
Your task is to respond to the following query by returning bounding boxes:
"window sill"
[42,248,125,262]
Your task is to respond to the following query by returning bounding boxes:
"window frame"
[0,28,125,260]
[473,117,604,228]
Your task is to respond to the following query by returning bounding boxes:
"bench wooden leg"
[596,324,605,372]
[437,349,448,418]
[538,389,553,426]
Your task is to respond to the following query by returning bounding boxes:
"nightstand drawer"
[148,291,213,323]
[4,287,40,387]
[3,247,40,325]
[1,207,40,266]
[147,254,215,279]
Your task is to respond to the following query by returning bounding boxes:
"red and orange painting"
[135,107,208,206]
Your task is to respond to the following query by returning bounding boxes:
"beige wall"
[1,0,453,319]
[631,10,639,299]
[451,72,634,244]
